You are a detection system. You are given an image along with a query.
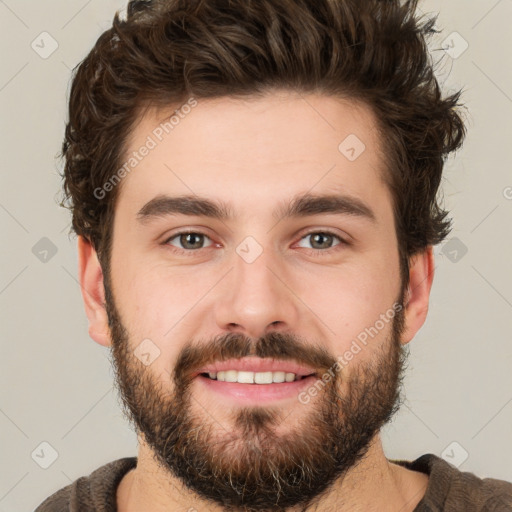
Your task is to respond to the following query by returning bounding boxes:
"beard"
[106,282,408,512]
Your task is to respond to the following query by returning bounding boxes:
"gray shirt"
[35,454,512,511]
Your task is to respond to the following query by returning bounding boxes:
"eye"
[165,231,214,251]
[162,229,349,256]
[296,231,347,252]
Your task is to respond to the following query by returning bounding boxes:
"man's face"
[105,92,408,510]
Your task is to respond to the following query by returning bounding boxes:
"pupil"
[312,233,331,249]
[182,233,203,249]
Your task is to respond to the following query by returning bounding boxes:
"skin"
[78,91,434,511]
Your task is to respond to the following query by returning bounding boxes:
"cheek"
[115,256,199,324]
[114,267,215,363]
[295,263,398,352]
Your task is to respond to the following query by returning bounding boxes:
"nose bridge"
[213,237,300,338]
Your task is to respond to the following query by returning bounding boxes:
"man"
[36,0,512,511]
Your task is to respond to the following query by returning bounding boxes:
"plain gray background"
[1,1,511,510]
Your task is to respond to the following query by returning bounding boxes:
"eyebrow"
[136,192,377,225]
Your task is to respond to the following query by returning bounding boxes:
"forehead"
[117,91,391,221]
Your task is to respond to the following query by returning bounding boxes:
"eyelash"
[163,230,349,257]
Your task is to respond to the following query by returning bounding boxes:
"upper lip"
[194,357,317,378]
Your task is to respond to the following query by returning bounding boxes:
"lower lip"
[196,374,318,404]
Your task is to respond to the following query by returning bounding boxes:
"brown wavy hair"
[60,0,466,289]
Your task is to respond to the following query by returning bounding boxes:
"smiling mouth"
[201,370,315,384]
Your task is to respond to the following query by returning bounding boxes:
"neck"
[117,434,428,512]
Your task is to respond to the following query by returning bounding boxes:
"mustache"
[173,331,337,385]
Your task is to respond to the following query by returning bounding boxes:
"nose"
[213,246,301,340]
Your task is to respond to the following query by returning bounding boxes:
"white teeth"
[208,370,303,384]
[272,371,285,383]
[224,370,237,382]
[254,371,273,384]
[237,371,254,383]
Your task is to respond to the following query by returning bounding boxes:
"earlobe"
[77,236,111,347]
[401,246,435,345]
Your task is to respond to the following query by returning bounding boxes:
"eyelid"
[163,229,215,249]
[296,228,351,245]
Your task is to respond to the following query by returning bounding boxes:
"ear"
[77,235,111,347]
[401,245,435,345]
